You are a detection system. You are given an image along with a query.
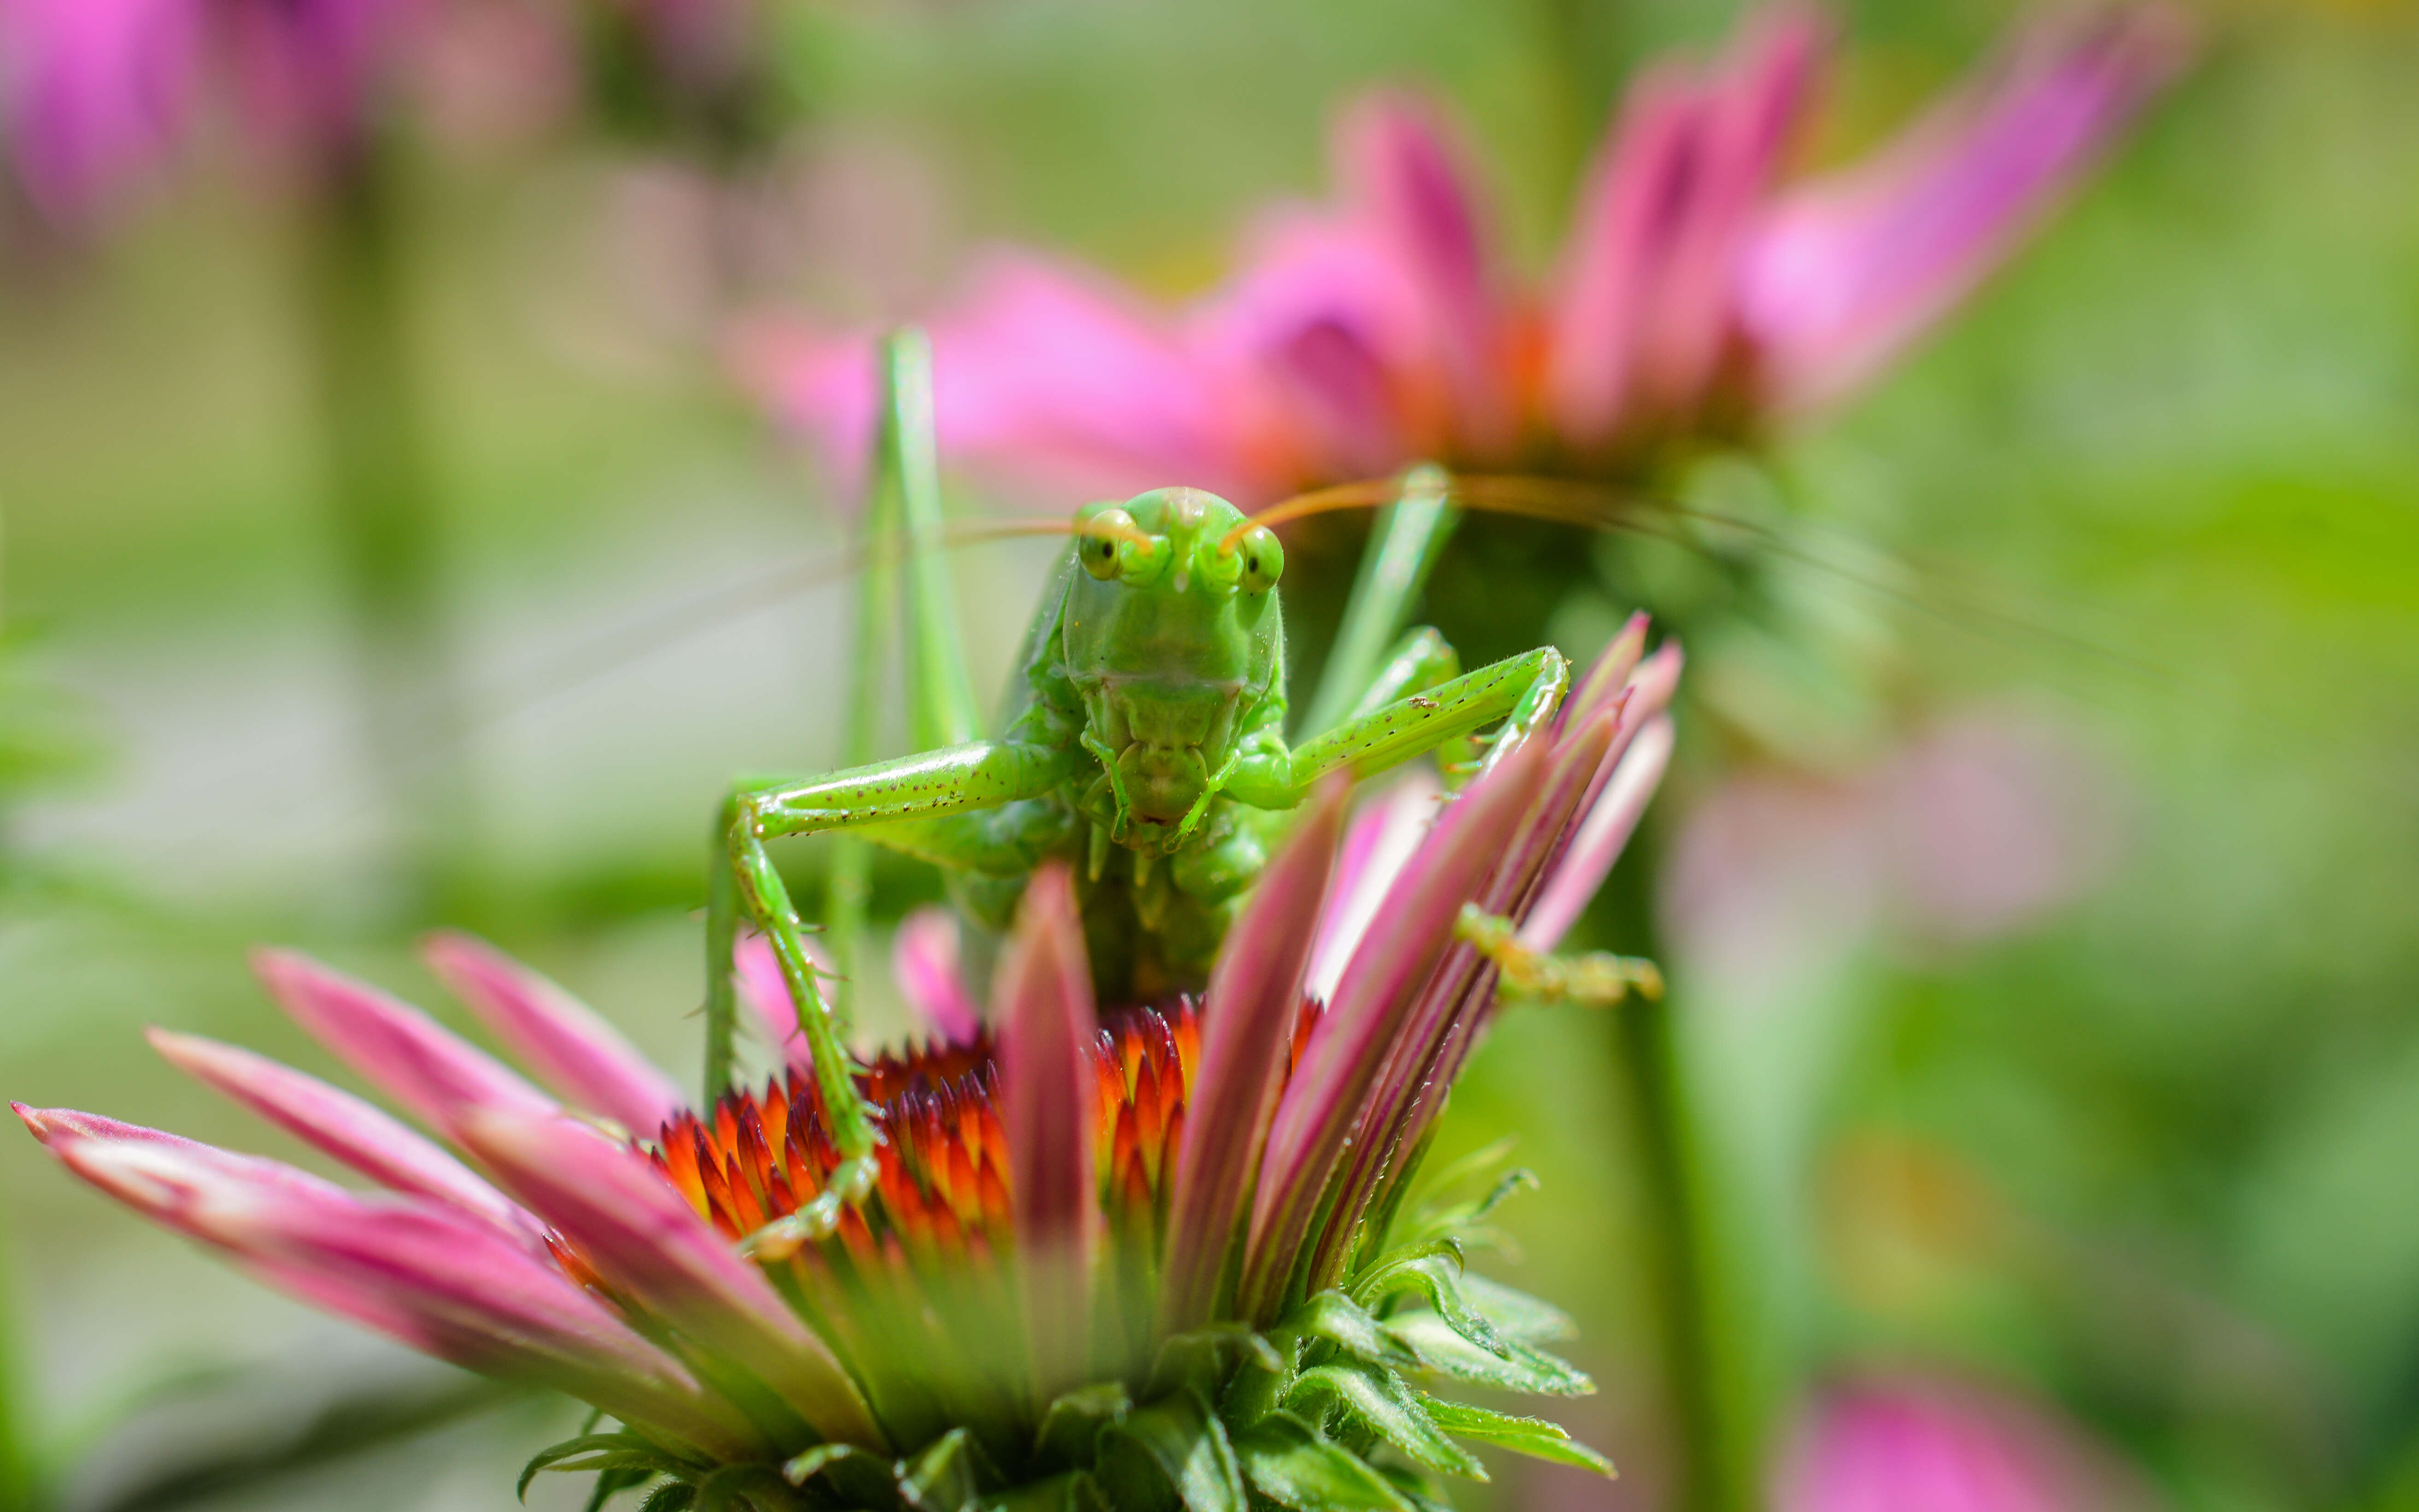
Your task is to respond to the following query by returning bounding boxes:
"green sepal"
[1146,1323,1284,1401]
[1350,1251,1508,1359]
[1458,1273,1576,1344]
[785,1442,901,1505]
[1033,1382,1133,1471]
[1417,1398,1615,1478]
[520,1432,698,1502]
[1096,1386,1247,1512]
[641,1482,700,1512]
[695,1461,798,1512]
[587,1465,658,1512]
[1282,1360,1486,1481]
[902,1427,1001,1512]
[1230,1412,1416,1512]
[1376,1465,1457,1512]
[1291,1290,1418,1370]
[984,1470,1113,1512]
[1385,1312,1594,1396]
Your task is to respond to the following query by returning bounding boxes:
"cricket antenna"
[1220,471,1665,552]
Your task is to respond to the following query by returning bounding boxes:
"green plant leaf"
[1350,1253,1506,1359]
[1098,1387,1246,1512]
[1376,1465,1457,1512]
[901,1428,999,1512]
[521,1433,692,1502]
[784,1442,900,1506]
[1231,1412,1416,1512]
[1289,1291,1417,1369]
[1034,1382,1132,1471]
[1385,1313,1593,1396]
[694,1461,796,1512]
[1283,1361,1485,1481]
[1457,1274,1576,1343]
[1146,1324,1284,1401]
[640,1482,700,1512]
[587,1465,659,1512]
[1417,1399,1615,1477]
[983,1470,1112,1512]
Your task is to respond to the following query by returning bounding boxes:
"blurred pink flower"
[744,6,2187,506]
[1664,709,2128,996]
[1776,1372,2152,1512]
[0,0,451,222]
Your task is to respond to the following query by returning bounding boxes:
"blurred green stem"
[300,132,472,915]
[0,1223,37,1512]
[1602,814,1753,1512]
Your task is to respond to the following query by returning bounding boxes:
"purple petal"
[1547,64,1700,447]
[1304,769,1442,1003]
[1775,1373,2144,1512]
[146,1028,541,1244]
[993,863,1099,1395]
[0,0,199,223]
[420,931,683,1136]
[251,949,556,1139]
[891,905,984,1044]
[1160,778,1349,1334]
[1632,7,1824,412]
[455,1107,884,1449]
[1243,741,1550,1316]
[1334,92,1515,457]
[32,1113,749,1454]
[1740,7,2189,412]
[1522,714,1676,951]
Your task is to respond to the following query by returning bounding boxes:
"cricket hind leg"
[1296,464,1459,741]
[699,329,994,1235]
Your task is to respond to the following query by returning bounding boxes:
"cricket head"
[1061,488,1285,839]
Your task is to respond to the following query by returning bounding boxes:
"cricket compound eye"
[1078,507,1136,580]
[1237,527,1283,594]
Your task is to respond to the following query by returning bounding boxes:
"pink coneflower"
[745,6,2186,508]
[17,629,1678,1508]
[0,0,423,220]
[1775,1372,2153,1512]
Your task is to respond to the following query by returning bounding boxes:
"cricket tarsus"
[704,328,1587,1234]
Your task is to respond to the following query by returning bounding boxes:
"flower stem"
[0,1221,35,1512]
[299,132,474,916]
[1600,815,1754,1512]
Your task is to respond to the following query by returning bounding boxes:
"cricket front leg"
[708,738,1077,1239]
[1226,645,1571,809]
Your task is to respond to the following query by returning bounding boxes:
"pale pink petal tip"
[249,948,555,1137]
[419,931,682,1134]
[1306,768,1444,1002]
[144,1026,536,1240]
[1522,714,1676,952]
[891,906,984,1044]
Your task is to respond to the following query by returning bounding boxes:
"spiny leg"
[1297,464,1459,740]
[1226,645,1571,809]
[1454,903,1663,1007]
[723,738,1077,1238]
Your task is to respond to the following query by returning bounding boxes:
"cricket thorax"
[1057,487,1286,848]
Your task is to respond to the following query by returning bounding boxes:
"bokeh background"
[4,0,2418,1509]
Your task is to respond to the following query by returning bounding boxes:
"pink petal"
[992,863,1099,1395]
[420,931,683,1135]
[32,1114,747,1454]
[1562,611,1653,728]
[454,1107,884,1449]
[1522,714,1675,951]
[145,1028,539,1243]
[1547,64,1701,448]
[1634,7,1824,412]
[890,905,983,1045]
[1244,739,1550,1314]
[1776,1374,2146,1512]
[1304,768,1443,1003]
[1160,778,1349,1333]
[1334,92,1515,457]
[1740,7,2189,412]
[0,0,199,223]
[251,949,556,1139]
